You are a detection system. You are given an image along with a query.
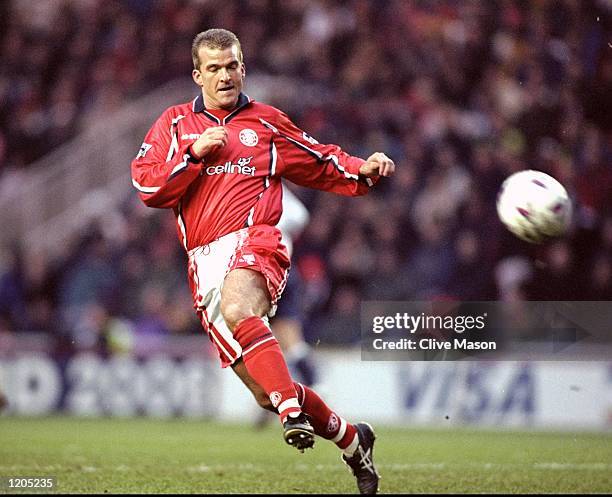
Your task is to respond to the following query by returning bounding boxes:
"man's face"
[192,44,245,110]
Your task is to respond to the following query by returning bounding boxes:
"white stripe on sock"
[342,433,359,456]
[277,398,300,415]
[331,417,347,443]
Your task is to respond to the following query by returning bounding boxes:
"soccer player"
[131,29,395,494]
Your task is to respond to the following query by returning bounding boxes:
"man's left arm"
[266,112,394,196]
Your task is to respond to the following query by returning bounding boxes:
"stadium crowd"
[0,0,610,350]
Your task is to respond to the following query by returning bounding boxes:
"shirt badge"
[239,129,259,147]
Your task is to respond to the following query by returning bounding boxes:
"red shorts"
[187,224,290,368]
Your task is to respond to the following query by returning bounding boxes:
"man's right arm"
[130,110,203,209]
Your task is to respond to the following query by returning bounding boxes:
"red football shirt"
[131,93,376,250]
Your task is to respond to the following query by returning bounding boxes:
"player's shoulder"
[248,100,286,122]
[159,98,199,122]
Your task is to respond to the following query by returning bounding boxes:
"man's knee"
[221,269,271,331]
[220,301,250,331]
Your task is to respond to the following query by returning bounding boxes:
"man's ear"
[192,69,203,87]
[241,63,246,79]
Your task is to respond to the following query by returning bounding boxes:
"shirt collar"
[192,92,251,114]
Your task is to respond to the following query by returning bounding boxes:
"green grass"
[0,417,611,494]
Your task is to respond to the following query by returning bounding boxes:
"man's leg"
[231,357,276,412]
[221,268,314,450]
[252,316,315,429]
[232,359,380,494]
[292,382,357,453]
[231,359,354,447]
[295,381,380,494]
[254,267,317,429]
[221,268,300,422]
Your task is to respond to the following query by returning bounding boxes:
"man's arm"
[266,112,394,196]
[359,152,395,178]
[130,110,203,209]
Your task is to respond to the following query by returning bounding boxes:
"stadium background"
[0,0,611,493]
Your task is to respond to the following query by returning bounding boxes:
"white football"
[496,170,572,244]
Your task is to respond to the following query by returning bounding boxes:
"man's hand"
[190,126,228,159]
[359,152,395,178]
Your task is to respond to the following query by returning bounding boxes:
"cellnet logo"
[204,156,255,176]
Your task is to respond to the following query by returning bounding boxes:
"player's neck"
[203,96,240,119]
[206,107,232,120]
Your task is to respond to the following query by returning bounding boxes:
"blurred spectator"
[403,217,455,299]
[57,226,121,328]
[525,240,584,300]
[308,283,362,345]
[588,253,612,300]
[495,256,533,302]
[447,229,495,300]
[0,246,28,331]
[364,247,407,301]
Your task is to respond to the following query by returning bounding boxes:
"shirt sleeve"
[130,109,202,208]
[266,111,378,196]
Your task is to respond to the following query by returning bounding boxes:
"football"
[496,170,572,243]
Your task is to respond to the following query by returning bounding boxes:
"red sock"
[234,316,301,423]
[294,382,358,451]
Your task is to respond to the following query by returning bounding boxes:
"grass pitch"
[0,417,611,494]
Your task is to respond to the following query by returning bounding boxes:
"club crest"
[239,129,258,147]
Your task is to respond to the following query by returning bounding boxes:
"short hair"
[191,29,243,69]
